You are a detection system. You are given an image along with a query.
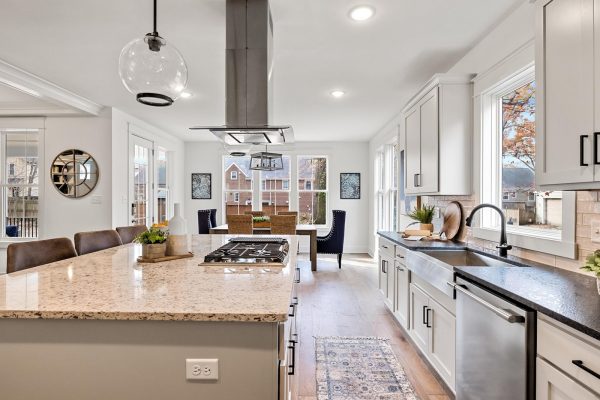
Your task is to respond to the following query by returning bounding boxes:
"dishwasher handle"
[447,282,525,324]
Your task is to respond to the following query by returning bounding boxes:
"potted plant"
[582,250,600,295]
[253,215,271,228]
[408,205,436,232]
[134,227,168,260]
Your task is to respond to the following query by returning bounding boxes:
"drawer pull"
[572,360,600,380]
[396,266,405,271]
[422,305,428,326]
[288,341,297,375]
[294,267,301,283]
[288,303,296,317]
[382,245,388,249]
[426,308,432,328]
[581,134,589,166]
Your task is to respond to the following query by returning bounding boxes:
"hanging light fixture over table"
[118,0,188,106]
[250,146,284,171]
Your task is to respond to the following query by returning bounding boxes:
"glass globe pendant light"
[118,0,188,106]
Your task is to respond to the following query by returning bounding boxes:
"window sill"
[472,227,576,259]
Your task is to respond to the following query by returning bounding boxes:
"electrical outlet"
[592,220,600,243]
[186,359,219,380]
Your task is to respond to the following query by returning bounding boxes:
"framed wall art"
[191,173,212,199]
[340,173,360,199]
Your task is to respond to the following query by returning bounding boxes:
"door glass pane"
[501,81,562,237]
[132,144,150,226]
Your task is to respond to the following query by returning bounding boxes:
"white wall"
[42,110,113,239]
[111,108,185,229]
[184,141,370,253]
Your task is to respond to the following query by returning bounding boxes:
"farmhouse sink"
[405,249,519,297]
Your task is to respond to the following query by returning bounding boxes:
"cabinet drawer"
[538,318,600,394]
[395,245,407,261]
[379,238,395,257]
[537,357,599,400]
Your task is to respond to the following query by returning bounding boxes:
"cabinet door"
[536,358,599,400]
[385,256,395,310]
[417,87,439,193]
[378,257,388,299]
[394,261,409,329]
[404,105,421,192]
[536,0,595,185]
[409,284,429,353]
[428,298,456,391]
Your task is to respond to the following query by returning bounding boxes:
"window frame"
[297,155,329,226]
[231,170,238,180]
[473,55,576,258]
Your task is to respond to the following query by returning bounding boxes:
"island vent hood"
[190,0,293,145]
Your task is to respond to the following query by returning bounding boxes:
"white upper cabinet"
[402,74,473,195]
[536,0,597,189]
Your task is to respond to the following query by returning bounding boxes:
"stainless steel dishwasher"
[451,277,535,400]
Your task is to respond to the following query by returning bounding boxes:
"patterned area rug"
[315,336,420,400]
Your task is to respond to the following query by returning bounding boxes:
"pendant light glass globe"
[119,33,188,106]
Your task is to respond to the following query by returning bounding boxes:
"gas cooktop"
[204,237,290,265]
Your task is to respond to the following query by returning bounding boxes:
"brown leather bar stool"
[7,238,77,273]
[116,225,148,244]
[227,215,253,234]
[270,215,297,235]
[74,230,123,255]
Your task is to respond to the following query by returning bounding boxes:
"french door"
[129,135,154,227]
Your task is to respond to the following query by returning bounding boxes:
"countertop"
[0,235,298,323]
[378,231,467,250]
[377,231,600,341]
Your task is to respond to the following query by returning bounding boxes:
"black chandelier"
[118,0,188,106]
[250,146,284,171]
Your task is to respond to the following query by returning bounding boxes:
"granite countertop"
[455,262,600,341]
[378,231,467,250]
[0,235,298,323]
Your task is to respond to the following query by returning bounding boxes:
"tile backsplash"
[422,192,599,277]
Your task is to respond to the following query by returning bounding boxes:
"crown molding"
[0,59,103,116]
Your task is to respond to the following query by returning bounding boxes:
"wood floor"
[294,254,453,400]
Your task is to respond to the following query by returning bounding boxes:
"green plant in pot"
[408,205,436,232]
[581,250,600,295]
[134,228,168,260]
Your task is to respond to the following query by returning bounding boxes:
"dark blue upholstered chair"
[209,209,218,229]
[198,210,212,234]
[316,210,346,268]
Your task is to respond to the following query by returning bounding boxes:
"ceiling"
[0,0,522,142]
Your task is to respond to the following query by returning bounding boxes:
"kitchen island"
[0,235,299,400]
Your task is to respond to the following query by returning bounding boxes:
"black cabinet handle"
[292,296,299,306]
[426,308,432,328]
[595,132,600,165]
[288,341,296,375]
[382,260,387,274]
[581,134,589,166]
[294,267,300,283]
[288,303,296,317]
[572,360,600,380]
[414,173,421,187]
[422,305,428,325]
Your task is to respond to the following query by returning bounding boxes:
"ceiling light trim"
[0,59,104,116]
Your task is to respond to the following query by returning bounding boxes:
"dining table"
[209,224,318,271]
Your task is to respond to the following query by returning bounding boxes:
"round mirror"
[51,149,99,198]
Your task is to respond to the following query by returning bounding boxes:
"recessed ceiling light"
[349,5,375,21]
[330,90,345,98]
[180,91,193,98]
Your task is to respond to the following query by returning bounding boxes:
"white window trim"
[472,42,576,259]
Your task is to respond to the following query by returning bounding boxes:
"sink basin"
[420,250,508,267]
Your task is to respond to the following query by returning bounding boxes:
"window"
[375,151,385,231]
[223,156,253,218]
[374,143,398,233]
[156,148,169,224]
[389,144,399,232]
[2,130,40,238]
[298,156,327,225]
[260,156,290,216]
[477,61,575,258]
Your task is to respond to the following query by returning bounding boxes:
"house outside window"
[260,156,290,216]
[297,156,327,225]
[223,156,253,217]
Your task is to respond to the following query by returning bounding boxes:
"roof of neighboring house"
[502,167,535,191]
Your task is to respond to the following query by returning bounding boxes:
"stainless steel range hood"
[190,0,293,145]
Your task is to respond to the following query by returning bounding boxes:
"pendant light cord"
[153,0,158,35]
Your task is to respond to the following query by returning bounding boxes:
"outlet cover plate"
[186,358,219,380]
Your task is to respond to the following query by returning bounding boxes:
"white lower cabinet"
[408,282,456,391]
[536,358,598,400]
[393,259,409,328]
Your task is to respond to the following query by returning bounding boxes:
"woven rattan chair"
[244,211,265,217]
[269,215,297,235]
[277,211,298,223]
[227,214,254,234]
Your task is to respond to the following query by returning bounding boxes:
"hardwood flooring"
[294,254,453,400]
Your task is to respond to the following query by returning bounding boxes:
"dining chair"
[115,225,147,244]
[198,209,212,234]
[7,238,78,273]
[209,209,218,228]
[317,210,347,268]
[227,214,253,234]
[277,211,298,223]
[244,211,265,217]
[269,215,297,235]
[74,230,123,256]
